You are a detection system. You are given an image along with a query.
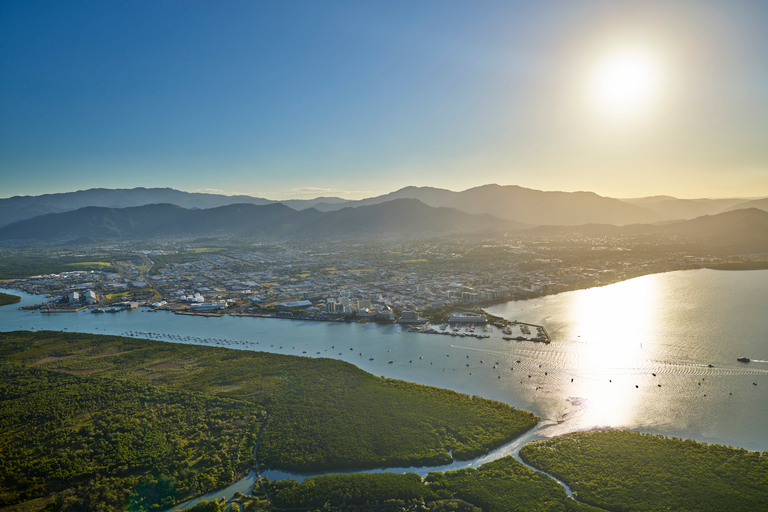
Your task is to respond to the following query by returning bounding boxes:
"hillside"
[621,196,750,220]
[0,199,524,241]
[317,184,667,225]
[722,197,768,214]
[0,187,350,227]
[527,208,768,254]
[657,208,768,252]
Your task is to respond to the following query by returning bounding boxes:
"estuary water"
[1,268,767,498]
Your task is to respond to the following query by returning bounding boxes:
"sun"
[588,48,663,119]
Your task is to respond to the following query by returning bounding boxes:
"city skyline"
[2,0,767,200]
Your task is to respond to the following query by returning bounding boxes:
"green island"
[0,291,21,307]
[0,330,537,511]
[519,430,768,512]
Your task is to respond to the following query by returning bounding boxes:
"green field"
[65,261,113,268]
[0,254,124,279]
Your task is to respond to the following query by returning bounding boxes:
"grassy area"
[0,254,123,279]
[0,292,21,307]
[65,261,113,268]
[520,430,768,512]
[189,248,226,253]
[0,330,537,511]
[105,291,132,300]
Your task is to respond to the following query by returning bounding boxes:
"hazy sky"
[2,0,767,200]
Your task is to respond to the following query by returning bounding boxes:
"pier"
[411,320,552,343]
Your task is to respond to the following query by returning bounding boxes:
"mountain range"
[2,185,766,229]
[2,196,767,254]
[0,199,524,241]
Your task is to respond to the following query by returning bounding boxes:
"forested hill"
[0,199,523,241]
[527,208,768,254]
[0,330,537,511]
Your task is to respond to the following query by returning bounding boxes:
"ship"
[736,357,750,363]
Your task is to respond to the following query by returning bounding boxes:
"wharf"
[39,306,86,313]
[513,321,552,343]
[175,311,223,317]
[415,319,552,343]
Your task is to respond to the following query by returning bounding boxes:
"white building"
[189,300,227,311]
[398,310,426,324]
[448,312,487,323]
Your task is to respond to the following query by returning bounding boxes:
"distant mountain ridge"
[0,199,525,241]
[527,208,768,253]
[0,187,350,228]
[2,185,766,229]
[322,184,668,225]
[621,196,751,219]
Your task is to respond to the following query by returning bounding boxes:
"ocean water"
[1,268,766,456]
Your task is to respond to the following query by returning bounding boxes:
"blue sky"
[2,0,767,199]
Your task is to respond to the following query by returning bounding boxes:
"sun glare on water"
[588,48,663,120]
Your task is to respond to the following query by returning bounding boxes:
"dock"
[413,319,551,343]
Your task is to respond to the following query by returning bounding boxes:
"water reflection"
[561,277,659,428]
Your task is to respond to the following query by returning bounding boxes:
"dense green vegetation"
[0,364,261,511]
[264,456,602,512]
[519,430,768,512]
[426,457,602,512]
[268,473,438,509]
[0,330,537,511]
[266,433,768,511]
[0,291,21,306]
[257,373,536,471]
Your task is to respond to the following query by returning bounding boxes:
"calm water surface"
[1,269,767,503]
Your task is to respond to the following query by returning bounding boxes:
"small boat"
[737,357,750,363]
[369,357,374,361]
[388,360,394,364]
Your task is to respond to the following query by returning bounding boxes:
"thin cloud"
[194,188,225,194]
[287,187,372,198]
